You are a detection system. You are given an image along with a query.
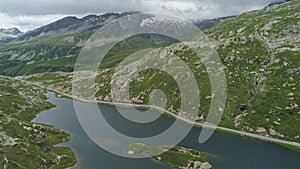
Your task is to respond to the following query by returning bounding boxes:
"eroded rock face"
[200,162,213,169]
[0,132,18,146]
[184,161,212,169]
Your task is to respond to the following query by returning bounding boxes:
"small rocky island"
[128,143,212,169]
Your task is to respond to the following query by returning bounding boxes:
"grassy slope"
[128,144,209,168]
[0,30,86,76]
[206,0,300,142]
[94,37,211,118]
[17,0,300,143]
[0,76,76,169]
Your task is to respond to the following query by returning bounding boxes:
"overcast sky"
[0,0,279,32]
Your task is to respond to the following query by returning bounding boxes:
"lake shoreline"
[14,76,300,151]
[33,91,300,169]
[52,89,300,152]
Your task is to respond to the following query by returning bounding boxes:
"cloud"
[0,13,67,32]
[0,0,278,31]
[141,0,198,13]
[138,0,277,19]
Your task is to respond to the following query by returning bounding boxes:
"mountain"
[0,11,228,76]
[5,12,221,43]
[0,12,141,76]
[204,0,300,141]
[0,28,22,36]
[93,0,300,143]
[14,12,134,42]
[266,0,292,7]
[194,15,236,30]
[0,0,299,144]
[0,28,22,40]
[17,0,300,144]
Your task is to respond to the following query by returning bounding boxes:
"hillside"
[0,13,132,76]
[0,0,299,144]
[0,76,76,168]
[205,0,300,141]
[0,12,227,77]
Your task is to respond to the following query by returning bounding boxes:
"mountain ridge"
[1,11,237,44]
[0,27,23,40]
[14,0,300,144]
[12,12,135,42]
[0,27,22,36]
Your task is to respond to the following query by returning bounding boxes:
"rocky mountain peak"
[12,12,134,41]
[0,27,22,36]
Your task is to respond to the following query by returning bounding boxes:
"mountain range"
[0,11,229,76]
[0,0,299,143]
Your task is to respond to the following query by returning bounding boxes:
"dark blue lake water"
[33,92,300,169]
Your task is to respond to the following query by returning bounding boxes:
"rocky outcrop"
[184,161,212,169]
[0,132,19,146]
